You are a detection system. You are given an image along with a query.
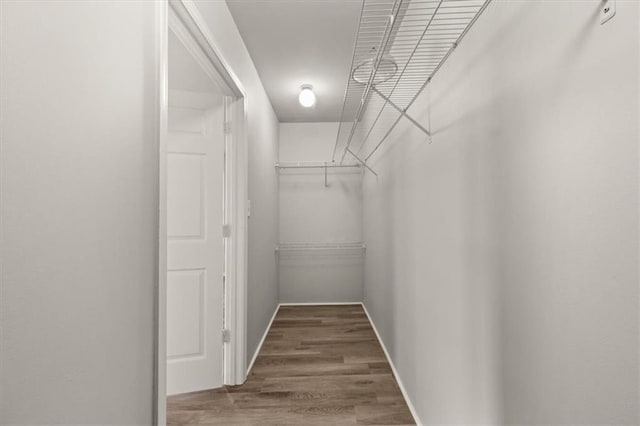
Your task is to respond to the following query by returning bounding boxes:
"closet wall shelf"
[275,162,361,169]
[275,242,367,252]
[275,161,364,187]
[332,0,493,173]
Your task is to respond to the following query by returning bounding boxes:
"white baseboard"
[362,303,423,426]
[246,303,280,376]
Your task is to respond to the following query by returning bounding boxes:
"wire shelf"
[332,0,492,170]
[276,242,366,252]
[276,161,363,187]
[275,162,361,170]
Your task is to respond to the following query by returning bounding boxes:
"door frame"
[155,0,249,423]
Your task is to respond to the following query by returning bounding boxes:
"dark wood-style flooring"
[167,304,415,425]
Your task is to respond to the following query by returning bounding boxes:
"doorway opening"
[156,0,249,423]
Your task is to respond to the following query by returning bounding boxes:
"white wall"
[192,1,280,366]
[363,1,639,425]
[279,123,363,303]
[0,1,280,422]
[0,1,159,423]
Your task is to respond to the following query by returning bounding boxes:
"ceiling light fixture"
[298,85,316,108]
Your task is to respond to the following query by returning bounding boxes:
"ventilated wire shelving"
[275,242,367,252]
[275,161,363,187]
[332,0,492,173]
[275,162,361,170]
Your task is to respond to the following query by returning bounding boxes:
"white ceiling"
[226,0,362,122]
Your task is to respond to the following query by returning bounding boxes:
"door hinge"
[222,329,231,343]
[222,224,231,238]
[224,121,232,134]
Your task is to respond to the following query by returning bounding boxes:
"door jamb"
[155,0,249,423]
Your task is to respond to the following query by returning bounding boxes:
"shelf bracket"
[346,148,378,177]
[324,162,328,187]
[372,87,430,136]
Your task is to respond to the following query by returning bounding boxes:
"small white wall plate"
[601,0,616,25]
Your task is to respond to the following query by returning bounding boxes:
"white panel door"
[167,90,225,395]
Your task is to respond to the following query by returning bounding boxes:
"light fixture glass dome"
[298,85,316,108]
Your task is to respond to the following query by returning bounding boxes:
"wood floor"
[167,304,415,425]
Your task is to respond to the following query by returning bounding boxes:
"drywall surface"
[0,1,159,423]
[192,1,280,367]
[362,1,639,425]
[279,123,363,303]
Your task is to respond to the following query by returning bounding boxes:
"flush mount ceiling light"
[298,85,316,108]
